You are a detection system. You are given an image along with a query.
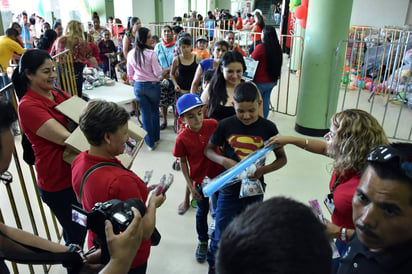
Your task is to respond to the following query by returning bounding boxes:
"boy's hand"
[148,191,166,208]
[222,158,238,170]
[175,85,181,92]
[190,188,202,200]
[248,166,264,181]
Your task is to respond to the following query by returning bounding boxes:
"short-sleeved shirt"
[200,58,214,73]
[154,42,176,69]
[173,119,223,186]
[252,43,272,83]
[192,48,210,61]
[71,151,150,269]
[52,36,93,63]
[18,87,72,192]
[0,35,25,70]
[210,115,279,188]
[337,234,412,274]
[329,172,360,229]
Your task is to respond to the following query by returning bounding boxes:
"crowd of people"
[1,7,411,274]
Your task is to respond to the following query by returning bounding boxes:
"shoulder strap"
[52,87,70,99]
[78,162,126,203]
[160,44,170,67]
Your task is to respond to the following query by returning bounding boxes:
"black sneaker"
[195,241,208,263]
[208,265,216,274]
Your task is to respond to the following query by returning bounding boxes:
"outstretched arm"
[0,222,67,254]
[266,135,328,156]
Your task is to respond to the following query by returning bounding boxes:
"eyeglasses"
[367,145,412,179]
[0,171,13,184]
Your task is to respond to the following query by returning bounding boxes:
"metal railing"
[0,49,76,273]
[336,26,412,141]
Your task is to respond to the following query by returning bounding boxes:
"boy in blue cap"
[172,93,223,263]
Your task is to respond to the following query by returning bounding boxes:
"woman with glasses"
[266,109,389,273]
[12,49,86,246]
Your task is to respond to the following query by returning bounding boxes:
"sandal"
[177,202,190,215]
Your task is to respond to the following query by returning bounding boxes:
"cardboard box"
[55,96,147,168]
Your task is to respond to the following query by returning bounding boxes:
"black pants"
[73,62,85,98]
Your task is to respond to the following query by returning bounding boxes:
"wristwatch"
[67,244,87,263]
[340,227,347,242]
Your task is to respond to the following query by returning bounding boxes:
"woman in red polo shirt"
[72,100,165,273]
[12,49,86,246]
[266,109,389,273]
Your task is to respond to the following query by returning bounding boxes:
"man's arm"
[99,207,143,274]
[0,222,67,254]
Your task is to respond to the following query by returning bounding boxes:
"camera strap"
[79,162,128,203]
[78,162,162,247]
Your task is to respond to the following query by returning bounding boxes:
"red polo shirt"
[329,171,360,229]
[18,87,72,192]
[71,151,150,269]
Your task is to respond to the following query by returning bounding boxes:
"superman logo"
[227,135,264,160]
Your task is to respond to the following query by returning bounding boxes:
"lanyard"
[330,176,341,193]
[327,176,341,201]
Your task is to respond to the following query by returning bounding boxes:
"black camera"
[72,198,146,264]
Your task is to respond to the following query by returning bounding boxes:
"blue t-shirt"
[154,43,176,69]
[205,20,215,38]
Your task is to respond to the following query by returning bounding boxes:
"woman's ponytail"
[11,65,28,100]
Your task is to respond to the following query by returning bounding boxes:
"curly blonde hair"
[329,109,389,176]
[64,20,85,50]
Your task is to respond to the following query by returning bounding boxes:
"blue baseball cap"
[176,94,204,116]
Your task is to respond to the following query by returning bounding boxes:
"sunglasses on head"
[367,145,412,179]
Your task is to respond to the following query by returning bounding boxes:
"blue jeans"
[38,187,86,246]
[196,186,210,242]
[134,81,161,147]
[256,82,277,118]
[206,183,263,267]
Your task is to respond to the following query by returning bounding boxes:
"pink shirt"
[127,48,162,82]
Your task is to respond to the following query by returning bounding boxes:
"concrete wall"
[350,0,409,27]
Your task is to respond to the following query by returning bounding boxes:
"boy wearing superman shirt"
[204,82,287,273]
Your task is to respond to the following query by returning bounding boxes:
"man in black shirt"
[338,143,412,274]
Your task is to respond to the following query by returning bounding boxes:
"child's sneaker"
[195,241,208,263]
[208,265,216,274]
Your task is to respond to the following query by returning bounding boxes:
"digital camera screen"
[72,208,88,227]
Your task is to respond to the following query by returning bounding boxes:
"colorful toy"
[202,145,274,197]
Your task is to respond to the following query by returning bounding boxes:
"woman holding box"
[12,49,86,246]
